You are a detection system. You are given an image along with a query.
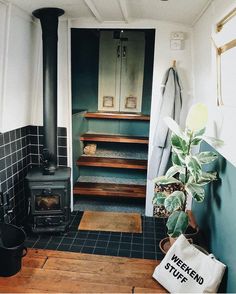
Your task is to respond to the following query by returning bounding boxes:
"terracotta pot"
[184,225,200,244]
[159,225,199,255]
[159,237,208,255]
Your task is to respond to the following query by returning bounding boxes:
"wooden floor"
[0,249,167,293]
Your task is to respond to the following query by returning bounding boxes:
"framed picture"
[125,96,137,109]
[102,96,114,108]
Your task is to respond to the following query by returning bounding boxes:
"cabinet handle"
[122,46,127,58]
[117,45,120,58]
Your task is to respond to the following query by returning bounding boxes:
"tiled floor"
[25,211,167,260]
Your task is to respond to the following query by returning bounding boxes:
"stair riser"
[88,120,150,137]
[77,162,147,170]
[79,167,147,179]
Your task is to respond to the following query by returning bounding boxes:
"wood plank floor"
[0,249,167,293]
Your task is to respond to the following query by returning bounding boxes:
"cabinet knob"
[117,45,120,58]
[122,46,127,58]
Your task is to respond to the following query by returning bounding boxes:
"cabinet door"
[120,32,145,113]
[98,31,121,112]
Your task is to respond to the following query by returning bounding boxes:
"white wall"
[146,21,193,216]
[0,1,8,131]
[192,0,236,166]
[71,18,194,216]
[0,3,70,134]
[30,18,71,167]
[31,19,70,129]
[0,3,35,133]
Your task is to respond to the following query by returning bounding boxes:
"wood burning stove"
[26,167,70,233]
[26,8,71,233]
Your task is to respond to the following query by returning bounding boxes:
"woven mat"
[78,211,142,233]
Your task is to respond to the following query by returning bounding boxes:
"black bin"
[0,223,27,277]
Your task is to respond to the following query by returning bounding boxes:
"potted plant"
[152,103,218,249]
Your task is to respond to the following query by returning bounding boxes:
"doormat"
[78,211,142,233]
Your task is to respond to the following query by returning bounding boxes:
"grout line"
[92,231,101,254]
[117,232,123,256]
[105,232,111,254]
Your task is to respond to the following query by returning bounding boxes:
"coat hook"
[172,60,176,68]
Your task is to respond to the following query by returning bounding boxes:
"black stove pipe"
[32,8,64,175]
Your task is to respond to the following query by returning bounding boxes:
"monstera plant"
[152,103,218,238]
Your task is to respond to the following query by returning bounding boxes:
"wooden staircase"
[74,126,148,200]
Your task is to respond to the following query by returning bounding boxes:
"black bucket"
[0,223,27,277]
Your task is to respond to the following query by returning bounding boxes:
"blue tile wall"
[0,125,68,225]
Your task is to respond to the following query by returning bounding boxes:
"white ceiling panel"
[126,0,210,25]
[91,0,124,21]
[7,0,211,25]
[8,0,93,19]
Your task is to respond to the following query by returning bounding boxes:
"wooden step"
[76,157,147,170]
[73,182,146,198]
[84,112,150,121]
[80,133,149,144]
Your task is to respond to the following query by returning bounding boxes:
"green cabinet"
[98,31,145,113]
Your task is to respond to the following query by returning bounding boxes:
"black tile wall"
[0,125,68,225]
[29,126,68,167]
[0,127,30,224]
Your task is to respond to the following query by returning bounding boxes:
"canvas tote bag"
[153,234,226,293]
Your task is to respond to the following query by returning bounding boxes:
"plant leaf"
[166,211,189,238]
[193,127,206,138]
[185,155,201,181]
[164,191,185,213]
[196,151,218,164]
[179,172,186,183]
[185,183,205,202]
[171,134,188,154]
[152,192,166,206]
[171,151,183,166]
[163,117,186,140]
[166,165,185,178]
[153,176,182,185]
[191,137,202,146]
[197,172,217,185]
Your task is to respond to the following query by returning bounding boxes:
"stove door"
[35,194,61,211]
[30,185,66,215]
